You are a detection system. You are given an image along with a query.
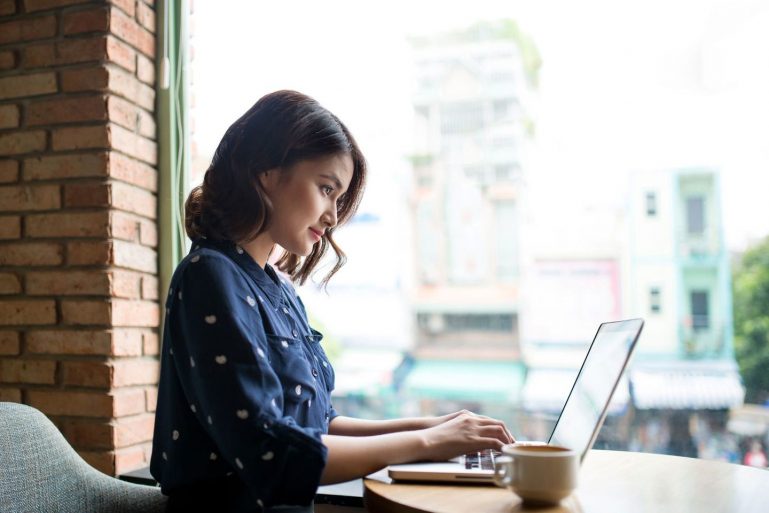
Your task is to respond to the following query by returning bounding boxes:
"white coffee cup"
[493,443,579,505]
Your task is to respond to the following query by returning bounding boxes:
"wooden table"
[364,450,769,513]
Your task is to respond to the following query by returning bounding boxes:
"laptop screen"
[548,318,643,461]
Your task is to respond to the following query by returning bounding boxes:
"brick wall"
[0,0,159,476]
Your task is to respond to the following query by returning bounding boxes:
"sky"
[191,0,769,252]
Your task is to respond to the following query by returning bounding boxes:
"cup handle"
[493,455,515,488]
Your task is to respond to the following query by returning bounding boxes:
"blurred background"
[188,0,769,469]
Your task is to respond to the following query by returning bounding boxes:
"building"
[401,21,539,419]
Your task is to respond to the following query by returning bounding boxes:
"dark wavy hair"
[185,90,367,286]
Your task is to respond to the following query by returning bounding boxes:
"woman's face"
[261,153,354,257]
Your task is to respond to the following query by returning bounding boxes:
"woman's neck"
[238,233,275,268]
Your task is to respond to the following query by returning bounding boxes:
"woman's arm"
[328,415,438,436]
[320,412,514,484]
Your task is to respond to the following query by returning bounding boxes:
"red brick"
[0,160,19,183]
[138,219,156,247]
[24,152,108,181]
[61,299,110,325]
[26,211,110,238]
[27,96,108,126]
[136,108,155,139]
[144,386,157,412]
[114,413,154,447]
[0,131,46,155]
[27,389,113,417]
[112,299,159,327]
[115,444,147,475]
[0,0,16,16]
[112,359,158,387]
[0,72,56,99]
[61,7,109,35]
[0,388,21,402]
[107,95,137,130]
[24,0,93,13]
[0,50,16,71]
[26,329,143,356]
[0,299,56,325]
[111,181,156,218]
[79,449,114,475]
[0,216,21,239]
[110,10,154,58]
[110,124,157,165]
[52,125,109,151]
[106,34,136,72]
[27,329,111,355]
[23,37,111,69]
[26,270,111,295]
[113,387,146,416]
[136,2,155,33]
[61,360,112,388]
[0,16,56,45]
[0,272,21,294]
[136,54,154,85]
[0,185,60,212]
[112,240,158,274]
[107,152,157,191]
[59,418,113,449]
[142,330,158,355]
[0,359,56,384]
[0,104,19,129]
[0,331,20,355]
[111,269,141,298]
[0,242,63,265]
[64,182,110,208]
[113,328,144,355]
[60,66,109,93]
[140,275,158,300]
[110,0,135,17]
[66,240,111,266]
[108,65,154,110]
[110,210,139,241]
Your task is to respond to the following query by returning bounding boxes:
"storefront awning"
[630,368,745,410]
[402,360,525,403]
[522,368,630,415]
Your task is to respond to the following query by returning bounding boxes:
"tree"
[733,236,769,404]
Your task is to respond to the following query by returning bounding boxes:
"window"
[444,313,514,332]
[690,290,710,331]
[686,196,705,235]
[494,201,518,280]
[650,287,661,313]
[645,192,657,216]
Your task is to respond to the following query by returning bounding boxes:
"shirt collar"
[192,237,284,306]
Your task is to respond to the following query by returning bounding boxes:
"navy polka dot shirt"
[150,238,337,510]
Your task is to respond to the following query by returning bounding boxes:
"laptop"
[388,318,644,483]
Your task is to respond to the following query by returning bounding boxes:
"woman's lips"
[309,228,323,241]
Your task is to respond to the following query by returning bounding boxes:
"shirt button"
[312,369,318,378]
[292,329,298,338]
[282,307,289,314]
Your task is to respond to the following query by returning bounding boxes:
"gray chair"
[0,401,167,513]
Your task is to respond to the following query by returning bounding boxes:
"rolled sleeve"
[170,251,327,506]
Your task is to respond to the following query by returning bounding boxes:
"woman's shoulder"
[171,242,246,289]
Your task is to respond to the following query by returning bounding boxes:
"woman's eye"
[321,185,334,196]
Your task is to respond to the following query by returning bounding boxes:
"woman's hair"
[185,90,367,286]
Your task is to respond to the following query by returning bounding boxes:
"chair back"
[0,401,167,513]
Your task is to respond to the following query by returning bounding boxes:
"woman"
[151,90,514,512]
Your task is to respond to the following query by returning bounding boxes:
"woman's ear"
[258,168,280,194]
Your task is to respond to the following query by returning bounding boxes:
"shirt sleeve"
[169,251,327,507]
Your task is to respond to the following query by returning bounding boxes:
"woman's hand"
[418,412,515,462]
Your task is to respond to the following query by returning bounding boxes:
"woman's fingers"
[471,417,515,444]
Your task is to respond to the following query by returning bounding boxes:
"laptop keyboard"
[464,449,500,470]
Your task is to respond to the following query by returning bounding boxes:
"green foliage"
[733,236,769,403]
